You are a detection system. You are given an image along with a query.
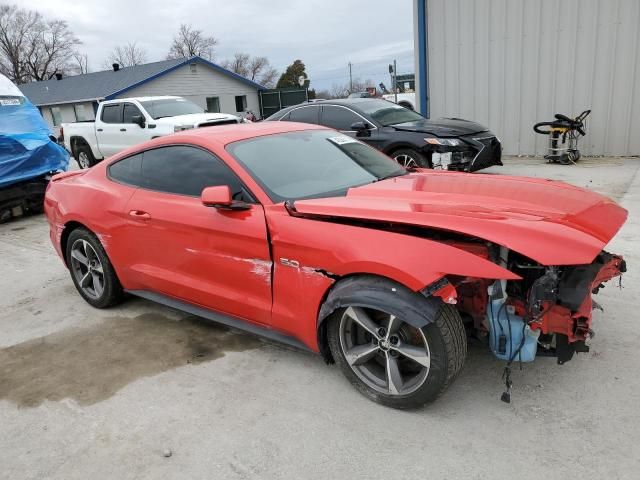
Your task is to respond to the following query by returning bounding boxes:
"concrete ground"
[1,156,639,480]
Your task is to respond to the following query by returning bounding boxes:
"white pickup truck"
[61,96,243,168]
[382,92,416,111]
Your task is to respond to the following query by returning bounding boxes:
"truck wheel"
[65,227,124,308]
[326,276,467,408]
[392,148,429,169]
[75,144,97,169]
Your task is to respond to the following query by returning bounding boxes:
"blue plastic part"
[0,97,69,188]
[487,298,540,362]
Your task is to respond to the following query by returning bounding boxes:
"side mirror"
[201,185,250,210]
[131,114,146,128]
[350,121,371,137]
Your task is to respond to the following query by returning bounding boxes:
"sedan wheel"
[394,153,419,169]
[339,307,431,396]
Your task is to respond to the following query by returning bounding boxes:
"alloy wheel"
[339,306,431,396]
[77,151,90,169]
[394,153,418,168]
[69,239,105,299]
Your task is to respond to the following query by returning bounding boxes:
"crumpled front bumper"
[531,252,626,364]
[425,133,503,172]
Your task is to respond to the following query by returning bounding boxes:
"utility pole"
[393,59,398,104]
[348,62,353,93]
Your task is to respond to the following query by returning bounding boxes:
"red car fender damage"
[264,204,517,351]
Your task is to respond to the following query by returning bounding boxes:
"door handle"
[128,210,151,220]
[97,128,103,132]
[120,128,127,132]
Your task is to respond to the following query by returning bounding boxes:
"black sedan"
[265,99,502,172]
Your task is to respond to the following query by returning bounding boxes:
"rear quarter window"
[108,153,142,186]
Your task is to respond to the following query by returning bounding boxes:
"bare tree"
[104,41,147,68]
[71,51,89,74]
[0,5,42,84]
[222,52,249,77]
[24,19,80,81]
[222,52,278,88]
[329,83,348,99]
[328,78,376,98]
[167,24,217,61]
[0,6,79,83]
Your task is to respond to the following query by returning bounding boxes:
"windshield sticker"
[328,136,357,145]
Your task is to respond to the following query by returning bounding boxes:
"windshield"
[358,99,425,126]
[139,98,204,119]
[227,130,406,202]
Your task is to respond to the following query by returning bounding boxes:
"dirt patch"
[0,313,262,408]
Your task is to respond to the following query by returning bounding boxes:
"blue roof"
[18,56,265,106]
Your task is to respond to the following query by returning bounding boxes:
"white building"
[413,0,640,156]
[18,56,265,135]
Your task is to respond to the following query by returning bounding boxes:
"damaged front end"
[453,246,626,365]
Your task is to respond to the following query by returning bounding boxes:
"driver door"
[115,145,272,325]
[121,102,151,149]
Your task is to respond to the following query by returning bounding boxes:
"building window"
[190,63,197,73]
[50,107,62,126]
[73,104,88,122]
[206,97,220,113]
[235,95,247,112]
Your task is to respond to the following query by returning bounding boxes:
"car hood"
[155,113,240,127]
[391,118,488,137]
[291,171,628,266]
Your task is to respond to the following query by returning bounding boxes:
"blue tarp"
[0,97,69,188]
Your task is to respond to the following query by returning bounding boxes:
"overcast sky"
[19,0,415,91]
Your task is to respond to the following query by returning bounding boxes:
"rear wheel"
[66,227,124,308]
[326,277,467,408]
[392,148,429,169]
[75,144,97,169]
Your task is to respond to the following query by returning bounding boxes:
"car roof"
[285,98,390,112]
[167,121,330,146]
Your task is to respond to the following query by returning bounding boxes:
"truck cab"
[62,96,244,168]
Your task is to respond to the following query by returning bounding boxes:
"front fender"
[265,206,517,351]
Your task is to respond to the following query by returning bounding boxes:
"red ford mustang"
[44,122,627,408]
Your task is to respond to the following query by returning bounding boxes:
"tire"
[391,148,429,169]
[398,102,414,111]
[65,227,124,308]
[74,143,97,169]
[325,276,467,409]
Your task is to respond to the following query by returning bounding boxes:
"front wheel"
[326,277,467,408]
[392,148,429,169]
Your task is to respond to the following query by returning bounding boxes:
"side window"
[73,104,88,122]
[288,106,319,124]
[235,95,247,112]
[50,107,62,126]
[122,103,143,123]
[321,106,361,131]
[108,153,143,186]
[140,146,247,198]
[206,97,220,113]
[101,104,122,123]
